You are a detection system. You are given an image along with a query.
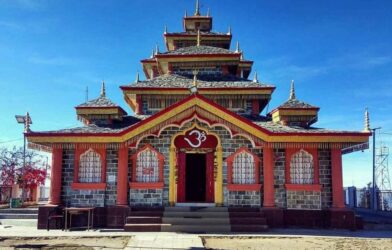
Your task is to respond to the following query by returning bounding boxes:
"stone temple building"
[27,1,371,231]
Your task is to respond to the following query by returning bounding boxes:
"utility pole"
[372,127,381,210]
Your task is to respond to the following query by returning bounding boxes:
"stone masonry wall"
[129,120,262,207]
[287,190,321,209]
[274,149,286,208]
[319,149,332,209]
[129,189,163,207]
[105,149,118,206]
[60,148,118,207]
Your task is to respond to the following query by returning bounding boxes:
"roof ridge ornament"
[150,48,155,58]
[235,41,240,53]
[155,44,160,55]
[252,72,258,83]
[195,0,200,16]
[197,29,201,46]
[227,26,232,35]
[289,80,296,100]
[184,10,188,18]
[364,108,370,132]
[164,25,168,34]
[207,8,210,17]
[135,72,140,83]
[100,80,106,97]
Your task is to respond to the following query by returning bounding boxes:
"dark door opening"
[185,153,206,202]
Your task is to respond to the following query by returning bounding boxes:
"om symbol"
[184,130,207,148]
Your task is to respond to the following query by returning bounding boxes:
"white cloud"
[28,56,81,66]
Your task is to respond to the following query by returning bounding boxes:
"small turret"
[364,108,370,132]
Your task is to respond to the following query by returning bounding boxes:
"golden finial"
[364,108,370,132]
[235,41,240,53]
[227,26,232,35]
[24,112,31,133]
[252,72,258,83]
[197,29,201,46]
[135,72,140,83]
[100,80,106,97]
[195,0,200,16]
[289,80,296,100]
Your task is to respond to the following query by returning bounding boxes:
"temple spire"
[252,72,258,83]
[235,41,240,53]
[197,29,201,46]
[100,80,106,97]
[364,108,370,132]
[164,25,167,34]
[207,8,210,17]
[289,80,296,100]
[150,48,155,58]
[194,0,200,16]
[155,44,160,55]
[135,72,140,83]
[184,10,188,17]
[227,26,232,35]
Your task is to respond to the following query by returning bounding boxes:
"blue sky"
[0,0,391,187]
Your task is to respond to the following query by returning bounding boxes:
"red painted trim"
[184,16,213,20]
[117,146,129,205]
[74,145,107,184]
[285,184,322,192]
[130,144,165,186]
[71,182,106,190]
[331,149,345,208]
[155,54,240,59]
[129,182,164,189]
[49,148,62,205]
[164,33,231,38]
[285,148,319,185]
[226,147,260,186]
[120,86,274,91]
[227,184,262,191]
[263,147,275,207]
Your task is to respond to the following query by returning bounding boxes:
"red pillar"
[251,99,260,116]
[136,95,143,115]
[49,147,62,205]
[116,146,129,206]
[263,147,275,207]
[331,149,345,208]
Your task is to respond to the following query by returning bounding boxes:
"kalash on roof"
[26,0,370,150]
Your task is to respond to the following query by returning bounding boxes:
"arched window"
[226,147,261,191]
[136,147,159,182]
[130,144,165,189]
[290,149,314,184]
[79,149,102,183]
[232,151,255,184]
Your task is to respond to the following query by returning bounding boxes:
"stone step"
[228,207,261,212]
[124,223,167,232]
[162,217,230,225]
[175,203,216,207]
[0,219,37,227]
[163,211,230,218]
[126,216,162,224]
[128,211,164,217]
[231,224,269,232]
[230,217,267,225]
[165,206,228,212]
[161,224,231,233]
[0,208,38,214]
[229,211,265,218]
[0,214,38,219]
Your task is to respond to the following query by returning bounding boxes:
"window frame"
[226,147,261,191]
[129,144,165,189]
[71,146,107,190]
[285,148,321,191]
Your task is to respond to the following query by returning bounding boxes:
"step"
[124,223,168,232]
[126,216,162,224]
[229,212,265,217]
[163,211,229,218]
[175,203,216,207]
[0,214,38,219]
[162,217,230,225]
[228,207,261,212]
[230,217,267,225]
[128,211,164,217]
[231,224,269,232]
[165,206,228,212]
[0,208,38,214]
[161,224,231,233]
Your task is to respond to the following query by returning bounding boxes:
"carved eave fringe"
[28,142,52,153]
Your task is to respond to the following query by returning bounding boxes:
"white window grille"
[232,151,255,184]
[136,148,159,182]
[79,149,102,183]
[290,149,314,184]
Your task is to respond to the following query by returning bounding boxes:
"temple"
[28,1,371,231]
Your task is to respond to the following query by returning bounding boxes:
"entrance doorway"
[185,154,206,202]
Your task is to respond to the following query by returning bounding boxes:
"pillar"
[263,147,275,207]
[331,149,345,208]
[136,95,143,115]
[251,99,260,117]
[116,146,129,206]
[48,147,62,205]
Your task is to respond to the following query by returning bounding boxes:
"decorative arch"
[169,123,223,206]
[130,144,164,189]
[226,147,261,191]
